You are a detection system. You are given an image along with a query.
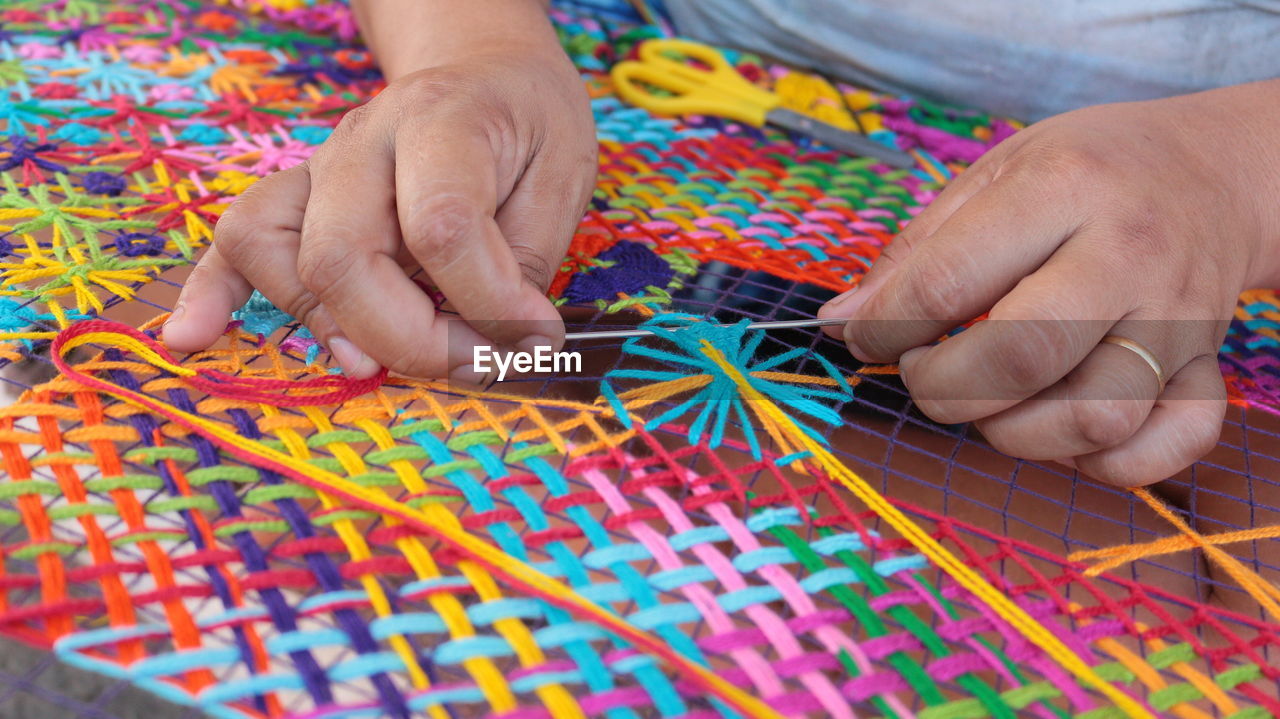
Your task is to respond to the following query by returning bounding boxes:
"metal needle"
[563,317,846,341]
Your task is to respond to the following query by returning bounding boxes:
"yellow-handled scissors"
[611,39,916,169]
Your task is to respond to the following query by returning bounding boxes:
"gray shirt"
[664,0,1280,120]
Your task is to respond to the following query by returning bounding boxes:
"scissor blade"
[564,317,847,341]
[766,108,916,169]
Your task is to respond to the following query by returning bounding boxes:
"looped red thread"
[53,319,389,406]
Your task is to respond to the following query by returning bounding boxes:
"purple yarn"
[274,52,378,85]
[113,232,166,257]
[882,114,988,164]
[82,171,127,196]
[56,24,96,46]
[561,240,674,303]
[989,119,1019,146]
[0,137,66,173]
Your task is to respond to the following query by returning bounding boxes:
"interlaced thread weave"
[0,1,1277,718]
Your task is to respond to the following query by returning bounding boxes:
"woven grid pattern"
[0,1,1276,717]
[3,332,1279,718]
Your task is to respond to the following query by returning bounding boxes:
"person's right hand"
[162,32,597,384]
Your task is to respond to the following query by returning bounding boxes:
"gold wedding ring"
[1101,335,1167,389]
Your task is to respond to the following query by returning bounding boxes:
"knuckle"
[874,230,923,272]
[287,292,326,333]
[395,70,504,131]
[398,68,474,99]
[905,259,967,322]
[183,259,224,290]
[988,322,1070,393]
[509,245,555,291]
[212,205,255,259]
[1177,400,1225,459]
[405,195,481,257]
[1069,399,1145,449]
[296,243,358,295]
[334,101,378,137]
[1006,139,1103,190]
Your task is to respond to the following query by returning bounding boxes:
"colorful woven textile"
[0,2,1277,718]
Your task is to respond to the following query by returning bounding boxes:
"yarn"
[561,240,677,304]
[50,319,782,719]
[0,1,1276,718]
[695,338,1151,719]
[602,314,853,457]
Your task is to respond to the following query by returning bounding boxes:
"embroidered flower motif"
[602,313,853,457]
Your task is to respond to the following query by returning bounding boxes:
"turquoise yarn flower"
[602,313,853,458]
[0,298,88,348]
[177,123,229,145]
[51,122,101,145]
[232,291,294,337]
[290,126,334,145]
[232,291,320,363]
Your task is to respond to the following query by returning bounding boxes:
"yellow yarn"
[57,328,785,719]
[697,339,1155,719]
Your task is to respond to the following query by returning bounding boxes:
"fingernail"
[448,362,487,388]
[164,302,186,328]
[517,334,553,355]
[328,336,379,378]
[898,346,927,387]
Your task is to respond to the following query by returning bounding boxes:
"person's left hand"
[818,81,1280,486]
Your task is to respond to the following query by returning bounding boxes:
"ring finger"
[972,317,1211,460]
[1075,354,1226,486]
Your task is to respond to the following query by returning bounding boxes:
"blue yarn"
[51,122,102,145]
[669,525,730,552]
[731,546,796,574]
[326,652,407,682]
[232,291,295,337]
[129,647,241,679]
[0,298,40,332]
[510,669,587,694]
[602,313,854,458]
[406,686,487,710]
[600,378,631,428]
[0,299,88,349]
[409,433,651,718]
[434,637,514,665]
[468,599,544,626]
[648,565,715,592]
[291,125,334,144]
[370,613,446,640]
[198,673,307,705]
[799,567,863,593]
[718,585,783,614]
[266,628,350,655]
[520,451,698,718]
[177,123,229,145]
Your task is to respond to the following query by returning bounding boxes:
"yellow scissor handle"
[610,38,779,126]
